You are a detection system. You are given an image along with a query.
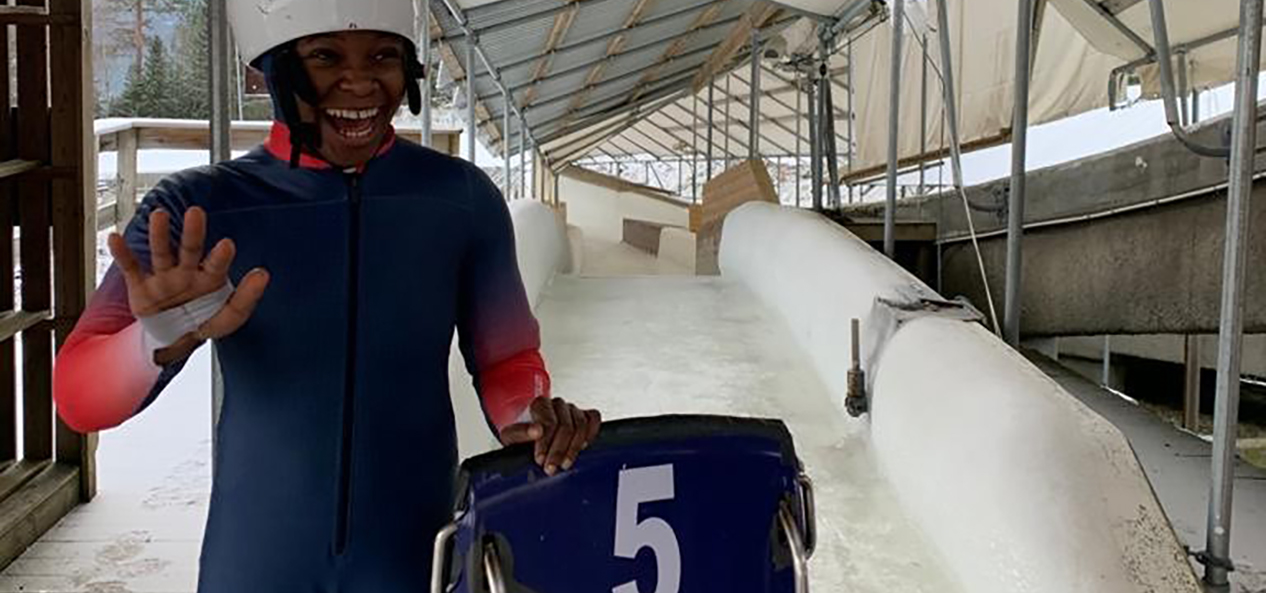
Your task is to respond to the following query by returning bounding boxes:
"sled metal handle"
[483,539,509,593]
[798,472,817,558]
[778,504,810,593]
[430,521,459,593]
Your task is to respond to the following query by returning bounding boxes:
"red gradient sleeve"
[456,167,550,433]
[53,267,163,433]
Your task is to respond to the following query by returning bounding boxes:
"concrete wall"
[846,112,1266,336]
[558,171,689,243]
[1055,334,1266,378]
[450,201,570,459]
[719,202,1200,593]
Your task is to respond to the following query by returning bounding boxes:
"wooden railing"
[94,119,463,231]
[0,0,95,570]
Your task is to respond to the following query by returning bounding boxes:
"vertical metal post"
[885,0,905,258]
[808,64,821,210]
[420,0,433,147]
[466,40,477,163]
[503,93,512,198]
[1102,335,1111,387]
[1205,0,1262,585]
[749,28,760,161]
[1177,50,1190,127]
[1184,335,1202,431]
[935,0,965,196]
[208,0,231,460]
[209,0,231,164]
[725,73,732,167]
[707,81,715,180]
[1004,0,1034,345]
[519,116,526,200]
[847,36,855,204]
[693,92,699,202]
[795,72,802,208]
[919,33,928,196]
[1192,89,1201,123]
[821,38,841,210]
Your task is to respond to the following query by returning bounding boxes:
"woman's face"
[293,31,407,168]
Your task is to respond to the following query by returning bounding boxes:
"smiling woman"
[52,1,602,591]
[293,32,408,167]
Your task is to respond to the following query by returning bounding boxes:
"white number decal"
[612,464,681,593]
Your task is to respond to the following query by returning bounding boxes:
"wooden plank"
[691,2,779,92]
[0,6,72,26]
[115,129,138,232]
[0,20,13,467]
[0,464,79,569]
[0,460,50,503]
[0,160,39,181]
[137,126,267,151]
[16,0,53,464]
[0,311,50,342]
[49,0,94,499]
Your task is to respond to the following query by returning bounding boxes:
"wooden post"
[16,0,53,464]
[116,129,138,232]
[0,20,15,467]
[50,0,97,500]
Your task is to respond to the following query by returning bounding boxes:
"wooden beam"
[0,464,79,569]
[632,1,725,104]
[0,160,39,181]
[0,312,50,343]
[49,0,95,498]
[115,129,138,232]
[0,20,13,468]
[0,6,73,26]
[16,0,53,464]
[551,0,658,132]
[691,1,779,92]
[519,2,581,112]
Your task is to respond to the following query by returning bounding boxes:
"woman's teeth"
[326,108,380,139]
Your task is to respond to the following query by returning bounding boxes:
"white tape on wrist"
[140,283,233,353]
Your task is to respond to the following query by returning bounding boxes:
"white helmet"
[228,0,417,66]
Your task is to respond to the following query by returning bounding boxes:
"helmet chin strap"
[269,36,426,169]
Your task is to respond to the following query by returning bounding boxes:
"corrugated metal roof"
[428,0,817,160]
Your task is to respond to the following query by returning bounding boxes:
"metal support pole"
[466,41,477,163]
[820,52,841,210]
[707,81,715,180]
[1102,335,1111,387]
[208,0,231,458]
[795,73,802,208]
[519,116,526,200]
[749,28,761,161]
[847,36,855,204]
[1184,335,1202,432]
[503,93,511,198]
[1205,0,1262,585]
[693,92,699,202]
[420,0,433,147]
[725,73,732,167]
[919,33,928,196]
[885,0,905,258]
[1004,0,1034,345]
[820,36,840,209]
[1177,50,1190,127]
[1192,89,1201,123]
[808,64,821,210]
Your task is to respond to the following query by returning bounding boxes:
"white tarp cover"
[847,0,1254,176]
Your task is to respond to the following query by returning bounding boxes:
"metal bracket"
[1187,546,1237,572]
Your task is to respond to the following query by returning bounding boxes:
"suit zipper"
[334,172,362,555]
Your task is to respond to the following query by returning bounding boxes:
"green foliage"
[110,36,176,117]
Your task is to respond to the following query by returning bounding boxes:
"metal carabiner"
[797,472,818,558]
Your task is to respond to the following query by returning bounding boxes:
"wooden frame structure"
[0,0,96,569]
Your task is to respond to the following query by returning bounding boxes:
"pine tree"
[112,37,177,117]
[171,0,210,119]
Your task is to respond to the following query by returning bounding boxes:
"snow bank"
[718,202,1199,593]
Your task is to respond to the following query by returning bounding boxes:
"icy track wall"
[718,202,1200,593]
[451,200,571,458]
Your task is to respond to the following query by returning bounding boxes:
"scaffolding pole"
[503,92,511,198]
[1004,0,1034,345]
[420,0,433,147]
[519,115,526,200]
[749,29,761,160]
[707,81,716,180]
[809,63,821,210]
[1204,0,1262,585]
[208,0,231,456]
[796,72,802,208]
[884,0,905,257]
[466,41,477,163]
